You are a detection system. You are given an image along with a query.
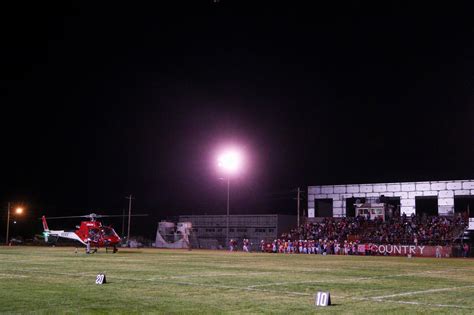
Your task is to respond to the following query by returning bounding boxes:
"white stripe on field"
[3,269,270,281]
[247,271,445,288]
[369,285,474,300]
[163,271,273,280]
[0,273,29,278]
[155,279,313,296]
[354,297,474,310]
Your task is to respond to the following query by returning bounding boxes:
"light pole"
[6,203,23,245]
[226,177,230,246]
[5,202,10,245]
[217,149,243,248]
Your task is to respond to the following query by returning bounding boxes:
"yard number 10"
[315,291,331,306]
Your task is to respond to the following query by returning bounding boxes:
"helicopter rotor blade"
[96,214,148,218]
[40,215,90,220]
[40,213,149,219]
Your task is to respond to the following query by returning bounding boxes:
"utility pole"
[5,202,10,245]
[121,207,125,238]
[297,187,301,227]
[125,194,134,246]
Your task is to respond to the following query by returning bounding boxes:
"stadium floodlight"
[217,149,243,175]
[217,148,244,248]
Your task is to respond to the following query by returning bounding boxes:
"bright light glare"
[15,208,23,214]
[217,149,243,175]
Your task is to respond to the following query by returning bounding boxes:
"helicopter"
[41,213,147,253]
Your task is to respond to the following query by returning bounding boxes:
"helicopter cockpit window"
[89,228,100,241]
[89,228,99,235]
[103,227,115,237]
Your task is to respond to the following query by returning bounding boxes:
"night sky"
[2,2,474,237]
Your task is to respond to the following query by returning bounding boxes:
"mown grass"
[1,246,473,314]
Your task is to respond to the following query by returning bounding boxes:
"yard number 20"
[95,274,105,284]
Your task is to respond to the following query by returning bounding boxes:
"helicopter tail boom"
[42,216,50,232]
[41,215,86,245]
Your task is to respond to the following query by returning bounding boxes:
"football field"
[1,246,473,314]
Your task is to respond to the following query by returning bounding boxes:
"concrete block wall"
[307,179,474,218]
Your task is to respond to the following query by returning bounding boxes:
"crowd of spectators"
[262,238,362,255]
[362,213,467,245]
[276,213,467,252]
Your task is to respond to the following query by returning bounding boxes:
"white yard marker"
[247,271,442,288]
[0,273,28,278]
[354,297,474,310]
[369,285,474,300]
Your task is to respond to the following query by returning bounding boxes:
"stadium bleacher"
[272,214,469,256]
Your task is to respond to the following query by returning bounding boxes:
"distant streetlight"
[6,203,24,245]
[217,148,243,248]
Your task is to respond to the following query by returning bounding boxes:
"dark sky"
[2,2,474,236]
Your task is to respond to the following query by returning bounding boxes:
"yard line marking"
[247,271,441,288]
[159,279,313,296]
[4,269,271,283]
[354,297,474,310]
[248,279,335,288]
[1,269,98,279]
[162,271,273,280]
[381,300,474,309]
[369,285,474,300]
[0,273,29,278]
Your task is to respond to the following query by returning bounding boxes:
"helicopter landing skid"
[106,246,118,254]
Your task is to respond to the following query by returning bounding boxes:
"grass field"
[1,247,474,314]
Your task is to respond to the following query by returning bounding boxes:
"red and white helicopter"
[41,213,146,253]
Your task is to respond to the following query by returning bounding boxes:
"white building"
[308,179,474,218]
